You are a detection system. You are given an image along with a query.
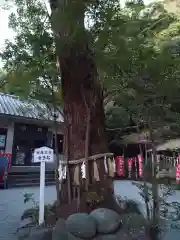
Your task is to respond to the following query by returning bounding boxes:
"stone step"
[7,171,55,188]
[8,172,55,180]
[8,175,55,183]
[8,181,55,188]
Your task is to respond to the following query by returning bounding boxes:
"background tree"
[2,1,180,222]
[90,2,180,233]
[0,0,63,200]
[92,1,180,132]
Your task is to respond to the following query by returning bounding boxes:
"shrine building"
[0,92,64,173]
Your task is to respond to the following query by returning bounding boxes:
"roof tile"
[0,93,64,122]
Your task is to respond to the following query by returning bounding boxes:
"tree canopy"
[1,0,180,135]
[91,1,180,132]
[0,0,62,109]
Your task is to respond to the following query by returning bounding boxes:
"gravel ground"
[0,185,56,240]
[0,181,180,240]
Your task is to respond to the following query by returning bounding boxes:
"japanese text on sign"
[34,147,54,163]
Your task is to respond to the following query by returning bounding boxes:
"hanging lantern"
[115,156,124,177]
[138,154,143,178]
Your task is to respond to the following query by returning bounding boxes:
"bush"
[22,192,55,224]
[16,192,56,240]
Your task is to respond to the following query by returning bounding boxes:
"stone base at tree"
[51,209,148,240]
[18,208,148,240]
[17,205,150,240]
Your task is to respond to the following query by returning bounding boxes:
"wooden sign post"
[33,146,54,225]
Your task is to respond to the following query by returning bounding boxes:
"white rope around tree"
[59,152,114,165]
[58,164,67,180]
[58,153,114,182]
[81,162,86,179]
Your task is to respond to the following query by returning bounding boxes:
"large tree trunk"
[50,0,114,209]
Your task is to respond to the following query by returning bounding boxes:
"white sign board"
[33,146,54,225]
[34,146,54,163]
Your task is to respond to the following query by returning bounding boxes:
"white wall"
[5,122,14,153]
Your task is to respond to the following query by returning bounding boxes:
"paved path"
[0,186,56,240]
[0,182,180,240]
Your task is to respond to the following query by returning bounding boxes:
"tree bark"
[49,0,113,205]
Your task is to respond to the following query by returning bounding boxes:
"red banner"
[115,156,124,177]
[138,154,143,177]
[176,155,180,184]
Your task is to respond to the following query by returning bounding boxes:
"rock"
[93,234,119,240]
[90,208,121,234]
[52,218,68,240]
[28,226,52,240]
[16,219,36,239]
[68,233,85,240]
[16,226,32,240]
[66,213,96,239]
[19,218,33,228]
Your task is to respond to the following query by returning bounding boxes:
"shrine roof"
[0,92,64,123]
